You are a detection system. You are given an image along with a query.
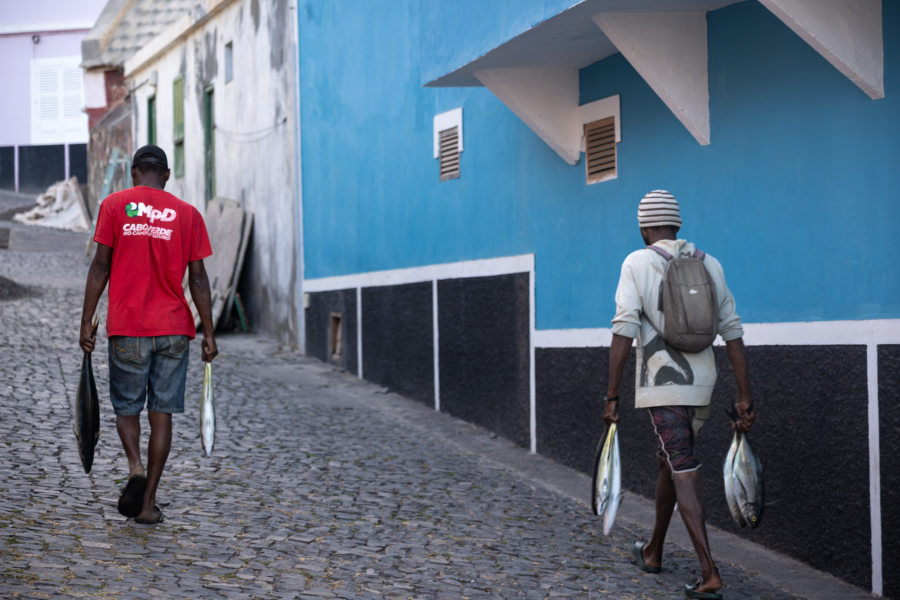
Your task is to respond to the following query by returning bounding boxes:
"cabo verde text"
[122,223,173,240]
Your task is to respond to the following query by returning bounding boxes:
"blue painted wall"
[299,0,900,328]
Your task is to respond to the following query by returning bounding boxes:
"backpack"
[646,245,718,353]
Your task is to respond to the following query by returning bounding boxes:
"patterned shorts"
[648,406,701,473]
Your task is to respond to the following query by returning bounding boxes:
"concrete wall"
[128,0,299,346]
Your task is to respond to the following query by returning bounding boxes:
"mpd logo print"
[124,202,176,224]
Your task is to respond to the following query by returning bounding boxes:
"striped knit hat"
[637,189,682,228]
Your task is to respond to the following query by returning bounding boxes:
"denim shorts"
[108,335,190,415]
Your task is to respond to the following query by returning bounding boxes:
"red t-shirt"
[94,186,212,338]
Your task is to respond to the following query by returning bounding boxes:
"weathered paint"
[129,0,299,346]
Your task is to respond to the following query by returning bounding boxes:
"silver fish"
[723,431,763,528]
[74,315,100,474]
[723,431,746,527]
[592,423,623,535]
[200,362,215,457]
[733,432,763,527]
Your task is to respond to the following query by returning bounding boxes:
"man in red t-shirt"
[80,144,217,524]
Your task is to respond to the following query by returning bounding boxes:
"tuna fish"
[592,423,623,535]
[723,429,764,528]
[200,362,215,457]
[74,315,100,474]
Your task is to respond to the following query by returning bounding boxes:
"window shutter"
[31,57,87,144]
[173,76,185,178]
[148,96,157,145]
[584,117,616,184]
[438,126,460,181]
[173,76,184,143]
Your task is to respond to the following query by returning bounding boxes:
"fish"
[733,432,764,527]
[74,315,100,474]
[592,423,623,535]
[200,361,215,457]
[723,428,763,528]
[722,431,746,527]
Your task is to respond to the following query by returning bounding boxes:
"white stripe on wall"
[356,287,363,380]
[433,279,440,412]
[529,270,537,454]
[303,254,534,292]
[868,343,883,597]
[534,319,900,348]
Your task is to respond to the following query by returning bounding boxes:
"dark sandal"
[117,475,147,518]
[134,505,164,524]
[632,540,662,574]
[684,581,723,599]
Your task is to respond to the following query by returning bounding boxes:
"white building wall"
[129,0,299,345]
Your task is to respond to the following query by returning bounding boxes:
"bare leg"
[642,455,676,569]
[115,415,145,477]
[672,470,722,592]
[138,411,172,519]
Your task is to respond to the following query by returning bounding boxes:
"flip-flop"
[684,581,723,599]
[134,505,164,524]
[117,474,147,518]
[632,540,662,574]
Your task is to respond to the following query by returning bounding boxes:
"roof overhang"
[426,0,884,164]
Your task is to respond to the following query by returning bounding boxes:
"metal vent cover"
[584,117,616,184]
[439,126,460,181]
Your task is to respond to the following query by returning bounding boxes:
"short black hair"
[134,163,168,177]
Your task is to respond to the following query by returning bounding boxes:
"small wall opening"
[329,312,342,359]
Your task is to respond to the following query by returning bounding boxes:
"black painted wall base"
[362,282,434,406]
[536,344,873,593]
[305,274,894,596]
[439,273,530,449]
[304,289,358,375]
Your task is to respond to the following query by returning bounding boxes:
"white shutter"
[31,57,88,144]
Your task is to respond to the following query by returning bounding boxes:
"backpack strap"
[646,245,673,261]
[648,244,707,261]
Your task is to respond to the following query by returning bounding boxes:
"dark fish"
[74,315,100,474]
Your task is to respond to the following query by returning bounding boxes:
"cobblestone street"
[0,195,869,599]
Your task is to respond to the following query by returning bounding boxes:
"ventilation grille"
[584,117,616,184]
[439,126,460,181]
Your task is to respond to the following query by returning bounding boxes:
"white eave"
[426,0,884,164]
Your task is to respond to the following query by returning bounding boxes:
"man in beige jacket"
[603,190,755,600]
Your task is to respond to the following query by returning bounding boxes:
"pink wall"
[1,0,107,32]
[0,0,107,146]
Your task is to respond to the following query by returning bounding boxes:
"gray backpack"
[647,245,718,353]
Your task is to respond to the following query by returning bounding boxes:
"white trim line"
[867,343,883,596]
[433,279,440,412]
[0,24,93,35]
[303,254,534,292]
[529,269,537,454]
[356,287,363,379]
[535,328,613,348]
[534,319,900,348]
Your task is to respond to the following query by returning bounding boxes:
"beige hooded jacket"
[611,239,744,410]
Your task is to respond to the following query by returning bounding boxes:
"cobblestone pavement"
[0,204,843,599]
